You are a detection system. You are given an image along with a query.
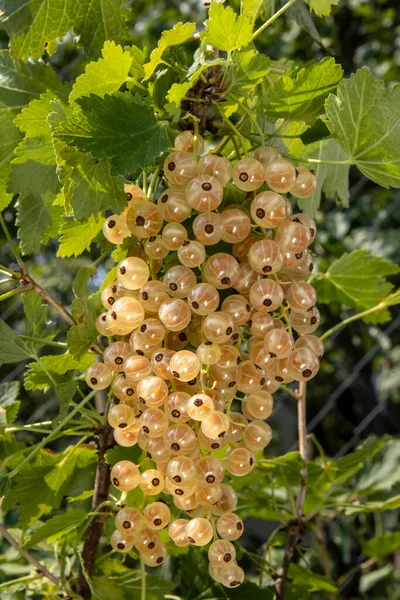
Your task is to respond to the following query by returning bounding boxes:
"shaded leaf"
[0,320,33,364]
[55,93,169,175]
[362,532,400,558]
[24,509,87,548]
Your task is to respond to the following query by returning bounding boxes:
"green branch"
[252,0,299,41]
[5,388,97,481]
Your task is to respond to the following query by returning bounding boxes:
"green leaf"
[73,266,97,298]
[70,41,135,102]
[57,214,104,258]
[105,445,143,467]
[23,292,55,348]
[24,509,87,548]
[144,22,196,80]
[0,111,23,211]
[0,50,61,111]
[167,58,226,108]
[0,320,33,364]
[265,57,343,122]
[241,0,264,21]
[201,3,253,53]
[314,250,400,322]
[40,351,95,375]
[67,294,102,359]
[305,0,340,17]
[362,532,400,558]
[288,563,338,592]
[16,193,54,255]
[325,67,400,188]
[55,93,169,175]
[0,0,131,61]
[50,99,127,219]
[297,138,350,215]
[0,381,20,405]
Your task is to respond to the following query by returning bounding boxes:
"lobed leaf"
[0,320,33,364]
[54,93,169,175]
[305,0,340,17]
[23,509,87,548]
[325,67,400,188]
[314,249,400,322]
[57,214,104,258]
[201,3,253,53]
[144,22,196,80]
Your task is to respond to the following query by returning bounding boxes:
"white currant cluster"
[84,131,324,587]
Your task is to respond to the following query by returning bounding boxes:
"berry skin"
[170,350,201,382]
[175,130,204,153]
[243,390,274,420]
[193,211,224,246]
[208,539,236,566]
[143,502,171,530]
[217,513,244,541]
[126,201,163,238]
[248,239,283,275]
[139,469,165,495]
[115,507,142,535]
[291,167,317,198]
[286,281,317,311]
[117,257,149,290]
[85,363,112,390]
[295,334,324,358]
[178,240,206,268]
[103,214,130,244]
[201,411,230,439]
[111,530,135,553]
[159,298,192,332]
[162,222,187,250]
[232,158,265,191]
[289,307,320,334]
[198,153,232,186]
[220,564,245,588]
[220,208,251,244]
[108,404,137,430]
[166,455,197,484]
[251,191,291,228]
[288,347,320,381]
[111,461,140,491]
[265,159,297,193]
[226,447,255,476]
[243,420,273,451]
[187,283,220,316]
[203,253,240,289]
[196,455,224,486]
[185,517,214,546]
[186,174,224,212]
[253,145,282,167]
[164,151,198,185]
[169,519,190,546]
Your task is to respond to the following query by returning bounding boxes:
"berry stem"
[0,523,60,587]
[5,388,97,481]
[0,283,33,302]
[252,0,299,41]
[0,212,24,267]
[140,554,146,600]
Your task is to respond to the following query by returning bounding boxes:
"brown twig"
[77,423,115,599]
[0,523,60,587]
[22,271,76,326]
[275,382,308,600]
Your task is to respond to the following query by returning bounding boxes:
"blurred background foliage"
[0,1,399,599]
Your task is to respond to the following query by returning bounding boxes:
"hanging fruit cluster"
[85,130,324,588]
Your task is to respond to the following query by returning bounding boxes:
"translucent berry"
[117,257,149,291]
[140,407,169,438]
[157,187,191,223]
[104,341,133,372]
[166,455,197,484]
[197,342,222,366]
[185,517,213,546]
[248,239,283,275]
[143,502,171,530]
[186,174,224,213]
[226,447,255,476]
[229,412,248,444]
[141,542,168,566]
[196,456,224,486]
[115,507,142,535]
[249,279,284,311]
[174,130,204,153]
[164,151,198,186]
[198,153,232,186]
[111,530,135,553]
[178,240,206,268]
[216,345,241,370]
[220,564,245,588]
[232,158,265,191]
[139,280,168,313]
[220,208,251,244]
[244,390,274,420]
[201,411,230,439]
[288,347,320,381]
[217,513,244,541]
[234,263,261,295]
[134,526,159,553]
[275,220,311,254]
[265,159,297,193]
[286,281,317,311]
[140,469,165,495]
[169,519,190,547]
[251,191,291,228]
[151,348,175,380]
[203,312,235,345]
[108,404,137,430]
[290,213,317,243]
[291,167,317,198]
[164,265,196,299]
[114,426,139,447]
[193,211,224,245]
[111,460,140,491]
[162,222,187,250]
[124,355,152,382]
[164,423,197,455]
[137,376,168,408]
[289,307,320,334]
[158,298,192,331]
[103,214,130,244]
[264,329,294,358]
[203,253,240,289]
[243,420,272,451]
[170,350,201,382]
[253,145,282,168]
[295,334,324,358]
[164,391,190,422]
[126,201,163,238]
[187,283,220,315]
[85,363,112,390]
